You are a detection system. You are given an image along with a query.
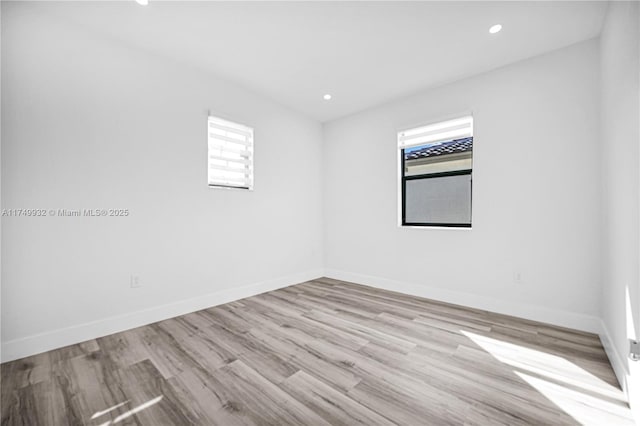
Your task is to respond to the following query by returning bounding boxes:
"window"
[399,116,473,227]
[208,115,254,190]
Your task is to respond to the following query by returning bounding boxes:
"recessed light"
[489,24,502,34]
[323,94,332,101]
[135,0,149,5]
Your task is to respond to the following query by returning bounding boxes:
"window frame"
[207,115,254,191]
[399,117,473,228]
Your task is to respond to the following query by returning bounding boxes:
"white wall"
[1,3,323,361]
[1,2,634,384]
[323,39,602,331]
[600,0,640,417]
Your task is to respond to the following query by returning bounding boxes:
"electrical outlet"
[514,272,523,284]
[130,275,141,288]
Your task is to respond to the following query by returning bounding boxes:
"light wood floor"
[1,278,635,425]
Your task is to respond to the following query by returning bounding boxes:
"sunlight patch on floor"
[461,330,624,401]
[94,396,163,425]
[461,330,635,425]
[516,372,634,425]
[91,401,130,420]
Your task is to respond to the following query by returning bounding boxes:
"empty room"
[1,0,639,424]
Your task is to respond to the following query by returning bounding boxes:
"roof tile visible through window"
[405,137,473,160]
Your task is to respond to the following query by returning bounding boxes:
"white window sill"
[399,225,472,230]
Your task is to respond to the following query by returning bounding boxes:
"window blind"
[398,116,473,149]
[208,116,254,190]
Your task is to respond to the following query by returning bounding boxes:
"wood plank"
[280,371,395,426]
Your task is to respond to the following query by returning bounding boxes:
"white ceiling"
[34,1,607,122]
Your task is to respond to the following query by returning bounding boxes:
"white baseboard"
[1,269,324,363]
[597,319,629,394]
[597,319,640,424]
[324,269,602,334]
